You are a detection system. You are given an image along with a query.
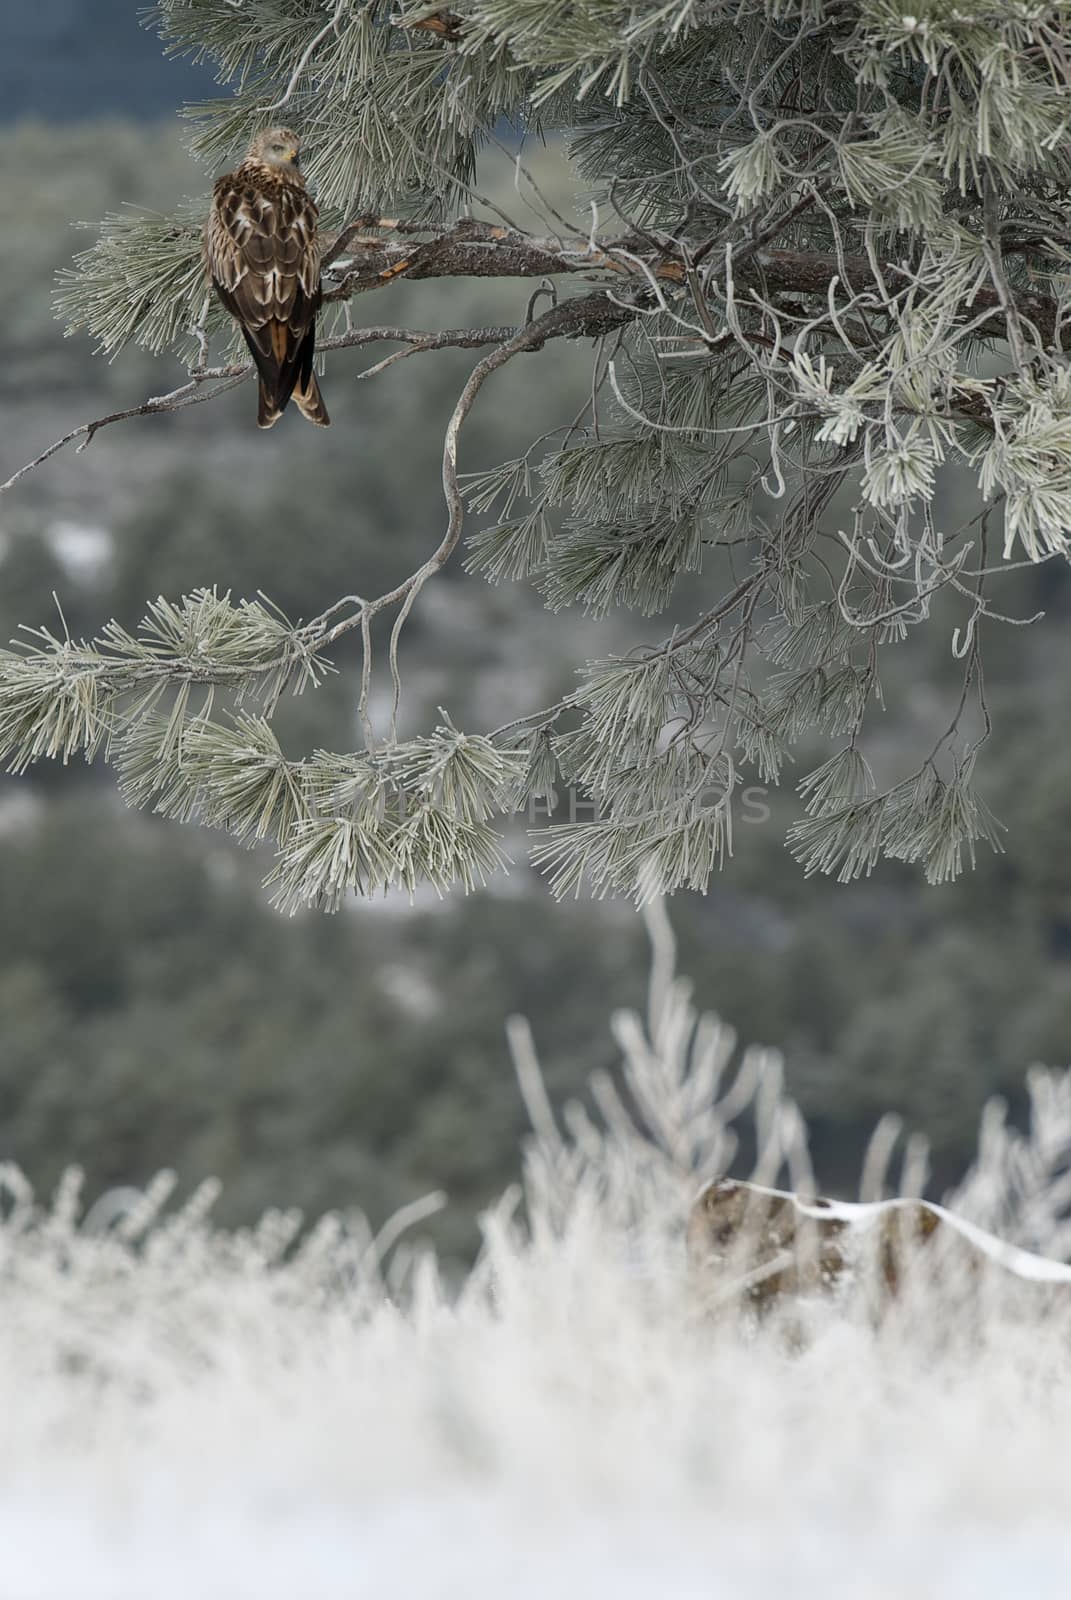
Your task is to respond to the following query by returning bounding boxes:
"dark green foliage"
[0,798,644,1256]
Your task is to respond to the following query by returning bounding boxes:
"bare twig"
[1,309,626,497]
[0,371,249,495]
[295,295,627,737]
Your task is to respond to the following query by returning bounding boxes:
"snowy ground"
[3,1191,1071,1600]
[4,915,1071,1598]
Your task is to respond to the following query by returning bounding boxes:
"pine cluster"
[11,1,1071,907]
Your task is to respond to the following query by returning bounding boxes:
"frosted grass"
[3,905,1071,1597]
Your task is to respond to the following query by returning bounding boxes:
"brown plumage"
[204,126,329,429]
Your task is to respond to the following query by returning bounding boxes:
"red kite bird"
[204,126,329,429]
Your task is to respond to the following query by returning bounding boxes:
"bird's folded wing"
[205,175,321,341]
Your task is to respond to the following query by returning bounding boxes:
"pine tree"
[5,0,1071,908]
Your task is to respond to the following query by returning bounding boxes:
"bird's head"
[248,126,303,174]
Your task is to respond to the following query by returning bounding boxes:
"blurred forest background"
[3,3,1071,1259]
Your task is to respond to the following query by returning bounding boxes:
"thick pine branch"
[11,219,1062,493]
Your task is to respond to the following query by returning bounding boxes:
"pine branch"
[325,226,1068,350]
[16,0,1071,901]
[1,301,630,496]
[24,213,1063,497]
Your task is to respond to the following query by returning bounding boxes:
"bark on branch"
[325,221,1065,348]
[6,219,1059,497]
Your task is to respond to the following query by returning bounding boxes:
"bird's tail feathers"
[293,370,330,428]
[241,320,327,428]
[257,380,284,429]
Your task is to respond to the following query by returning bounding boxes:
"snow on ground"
[2,1187,1071,1600]
[4,910,1071,1599]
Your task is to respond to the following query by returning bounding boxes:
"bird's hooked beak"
[288,149,301,169]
